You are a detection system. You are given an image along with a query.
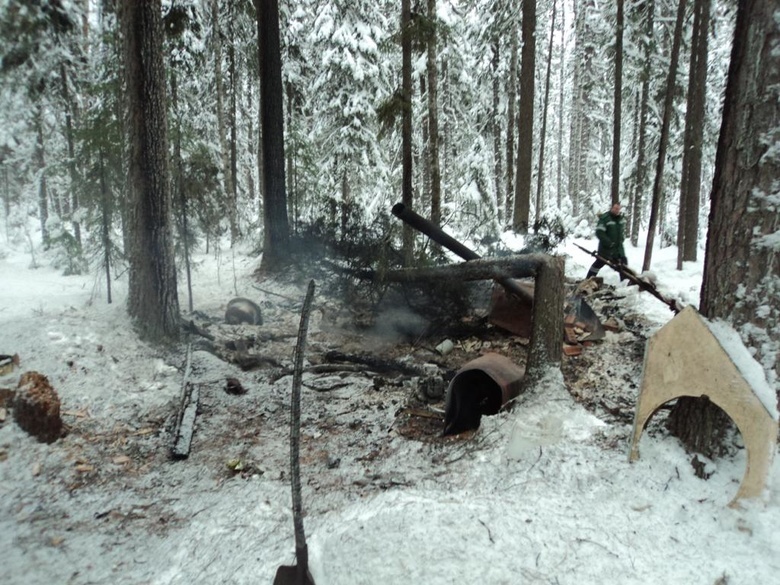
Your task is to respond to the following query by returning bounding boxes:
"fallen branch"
[323,350,436,377]
[284,280,316,584]
[171,344,199,459]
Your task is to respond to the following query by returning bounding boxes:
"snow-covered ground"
[1,226,777,585]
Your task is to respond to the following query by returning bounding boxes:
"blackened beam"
[392,203,535,303]
[380,255,549,284]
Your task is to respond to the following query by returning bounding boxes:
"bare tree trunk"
[427,0,442,229]
[121,0,180,342]
[99,148,112,304]
[535,0,557,223]
[401,0,414,264]
[171,71,193,313]
[212,0,233,239]
[36,105,49,250]
[255,0,290,270]
[491,35,502,222]
[610,0,624,206]
[670,0,779,454]
[228,7,239,243]
[631,0,654,247]
[680,0,710,265]
[556,3,565,209]
[505,26,518,225]
[60,63,81,249]
[513,0,536,233]
[642,0,687,272]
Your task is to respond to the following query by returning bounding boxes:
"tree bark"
[491,34,502,223]
[610,0,624,206]
[556,3,565,209]
[121,0,180,342]
[36,105,49,250]
[642,0,687,272]
[60,63,81,249]
[427,0,442,229]
[670,0,780,454]
[630,0,654,247]
[505,26,518,226]
[679,0,710,265]
[513,0,536,233]
[256,0,290,270]
[401,0,414,264]
[535,0,557,223]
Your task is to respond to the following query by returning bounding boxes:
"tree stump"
[14,372,63,444]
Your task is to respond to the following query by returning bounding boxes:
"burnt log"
[392,203,534,303]
[375,255,565,376]
[171,345,199,459]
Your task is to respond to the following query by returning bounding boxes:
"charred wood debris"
[174,219,661,453]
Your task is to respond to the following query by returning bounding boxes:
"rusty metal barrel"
[443,353,526,436]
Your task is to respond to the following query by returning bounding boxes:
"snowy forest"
[1,0,777,398]
[1,0,779,583]
[0,0,742,280]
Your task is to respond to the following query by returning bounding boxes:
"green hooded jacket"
[595,210,626,260]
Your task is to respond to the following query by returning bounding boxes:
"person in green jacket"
[585,202,628,279]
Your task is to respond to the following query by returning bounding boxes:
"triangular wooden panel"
[629,306,777,506]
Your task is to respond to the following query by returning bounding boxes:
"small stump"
[14,372,63,444]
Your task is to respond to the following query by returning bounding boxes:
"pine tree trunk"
[491,35,502,223]
[642,0,687,272]
[36,105,49,250]
[121,0,180,342]
[670,0,780,454]
[171,71,193,314]
[401,0,414,264]
[631,0,654,247]
[228,8,239,243]
[535,0,557,223]
[513,0,536,233]
[256,0,290,270]
[60,63,81,249]
[427,0,442,229]
[98,148,112,305]
[556,3,565,209]
[683,0,709,263]
[505,27,518,226]
[610,0,624,206]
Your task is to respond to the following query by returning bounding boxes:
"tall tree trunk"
[256,0,290,270]
[36,104,49,250]
[610,0,624,206]
[427,0,442,228]
[535,0,557,223]
[669,0,780,454]
[171,71,193,313]
[513,0,536,233]
[401,0,414,264]
[60,63,81,249]
[682,0,710,264]
[505,26,518,225]
[419,76,430,215]
[121,0,180,342]
[491,35,502,223]
[212,0,235,243]
[228,7,239,243]
[631,0,654,247]
[642,0,687,272]
[99,148,112,305]
[556,3,565,209]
